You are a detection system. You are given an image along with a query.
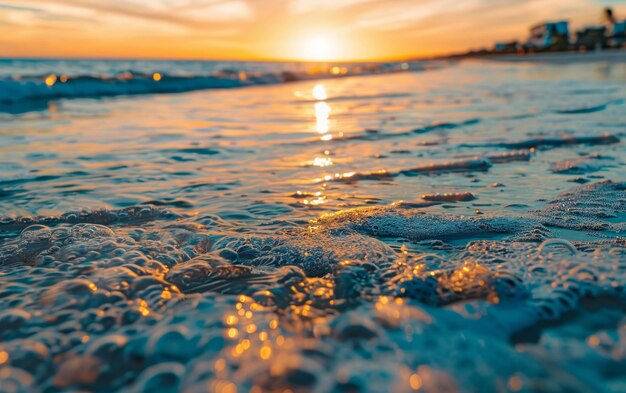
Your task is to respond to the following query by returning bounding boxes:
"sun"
[302,35,336,61]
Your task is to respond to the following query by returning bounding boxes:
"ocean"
[0,57,625,392]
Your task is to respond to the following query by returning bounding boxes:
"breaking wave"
[0,61,436,109]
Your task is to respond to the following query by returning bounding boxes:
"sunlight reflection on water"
[0,59,625,392]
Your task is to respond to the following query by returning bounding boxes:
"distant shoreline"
[474,49,626,64]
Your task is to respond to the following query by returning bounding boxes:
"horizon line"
[0,52,446,64]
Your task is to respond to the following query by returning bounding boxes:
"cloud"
[0,3,43,13]
[177,1,252,21]
[0,0,253,28]
[355,0,477,30]
[288,0,375,14]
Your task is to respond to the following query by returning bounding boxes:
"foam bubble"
[534,181,626,231]
[0,183,625,392]
[420,192,476,202]
[550,153,613,174]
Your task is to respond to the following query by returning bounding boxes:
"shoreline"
[475,49,626,64]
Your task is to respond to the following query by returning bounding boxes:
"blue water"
[0,58,625,392]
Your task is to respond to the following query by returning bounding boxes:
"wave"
[313,157,493,184]
[464,133,620,150]
[0,206,178,233]
[288,118,481,146]
[0,73,278,105]
[0,61,438,111]
[550,153,613,174]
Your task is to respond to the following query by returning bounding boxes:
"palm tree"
[604,7,617,25]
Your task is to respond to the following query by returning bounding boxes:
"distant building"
[608,21,626,47]
[494,41,519,53]
[575,26,607,51]
[488,8,626,56]
[526,21,570,51]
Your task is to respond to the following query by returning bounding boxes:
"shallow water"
[0,59,625,392]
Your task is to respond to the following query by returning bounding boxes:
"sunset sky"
[1,0,624,61]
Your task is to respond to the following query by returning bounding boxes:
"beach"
[1,58,625,392]
[482,48,626,64]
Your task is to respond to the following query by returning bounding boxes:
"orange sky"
[0,0,624,61]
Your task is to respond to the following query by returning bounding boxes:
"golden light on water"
[331,66,348,75]
[587,335,600,347]
[307,82,334,207]
[312,84,327,100]
[137,299,151,316]
[312,157,333,167]
[160,288,172,299]
[259,346,272,360]
[45,74,57,87]
[215,381,237,393]
[227,328,239,339]
[315,102,331,134]
[508,374,523,391]
[225,315,238,325]
[312,84,331,135]
[152,72,162,82]
[409,373,423,390]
